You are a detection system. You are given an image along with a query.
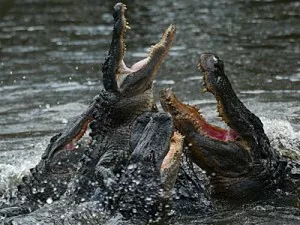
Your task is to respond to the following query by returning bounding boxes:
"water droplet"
[46,197,53,204]
[127,164,137,170]
[145,197,152,202]
[62,118,68,124]
[133,179,140,185]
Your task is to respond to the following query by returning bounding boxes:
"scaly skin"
[0,3,176,221]
[65,4,176,203]
[112,112,184,224]
[160,53,287,199]
[2,112,183,225]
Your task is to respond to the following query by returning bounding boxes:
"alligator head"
[113,112,183,224]
[160,53,281,199]
[102,3,176,97]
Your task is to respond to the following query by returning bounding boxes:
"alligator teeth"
[126,22,131,29]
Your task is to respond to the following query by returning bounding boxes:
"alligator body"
[1,3,179,224]
[160,53,290,200]
[3,112,183,225]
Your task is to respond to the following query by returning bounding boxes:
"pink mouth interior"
[63,119,92,151]
[197,116,239,142]
[119,58,149,74]
[205,126,238,142]
[65,142,77,150]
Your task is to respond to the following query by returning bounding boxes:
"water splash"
[0,141,46,197]
[262,118,300,159]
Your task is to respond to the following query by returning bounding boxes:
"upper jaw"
[119,25,176,96]
[198,53,224,95]
[102,3,127,92]
[102,3,176,96]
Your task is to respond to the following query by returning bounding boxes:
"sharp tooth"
[126,22,131,29]
[202,87,207,93]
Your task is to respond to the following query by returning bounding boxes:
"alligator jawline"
[197,92,239,142]
[161,89,239,143]
[64,121,91,151]
[115,5,174,89]
[196,62,240,143]
[195,108,238,142]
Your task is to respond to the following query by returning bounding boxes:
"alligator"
[2,112,183,225]
[160,53,296,200]
[0,3,179,224]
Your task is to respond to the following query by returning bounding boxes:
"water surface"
[0,0,300,224]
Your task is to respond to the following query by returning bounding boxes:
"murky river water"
[0,0,300,224]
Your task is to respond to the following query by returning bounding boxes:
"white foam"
[0,141,46,195]
[262,118,300,159]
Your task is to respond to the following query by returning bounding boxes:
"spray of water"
[262,118,300,160]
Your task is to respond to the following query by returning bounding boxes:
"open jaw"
[159,54,257,177]
[42,102,96,161]
[102,3,176,95]
[159,89,239,144]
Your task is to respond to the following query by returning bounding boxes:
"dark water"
[0,0,300,224]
